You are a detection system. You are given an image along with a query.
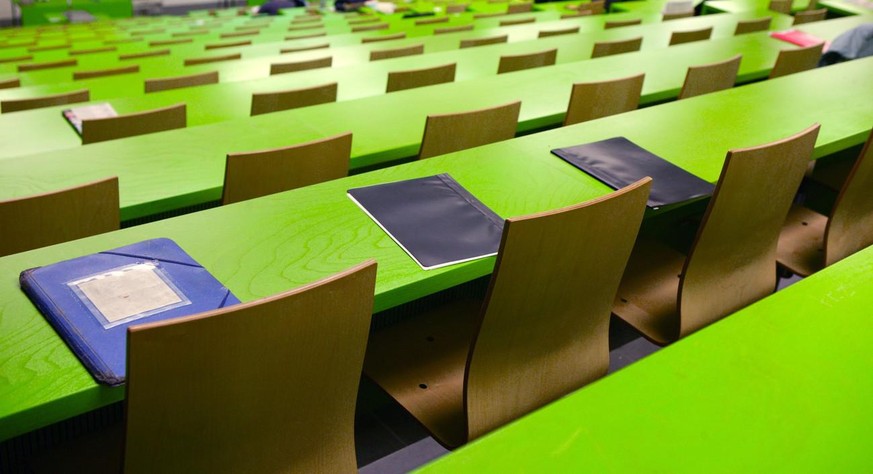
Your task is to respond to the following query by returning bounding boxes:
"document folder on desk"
[19,238,240,386]
[551,137,714,209]
[348,174,504,270]
[62,103,117,135]
[770,29,827,48]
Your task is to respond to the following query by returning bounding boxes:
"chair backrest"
[149,38,193,47]
[678,124,819,338]
[769,43,824,79]
[579,0,605,14]
[73,65,139,80]
[538,26,579,38]
[604,18,642,29]
[562,11,593,18]
[0,77,20,89]
[678,54,741,100]
[497,48,557,74]
[591,36,643,58]
[507,2,533,13]
[386,63,456,93]
[204,40,252,50]
[361,32,406,43]
[464,179,651,441]
[352,22,389,32]
[435,24,473,34]
[286,32,327,41]
[415,16,449,25]
[669,26,713,45]
[120,48,170,60]
[446,3,468,12]
[500,17,535,26]
[1,89,89,113]
[70,46,117,56]
[281,43,329,54]
[793,8,827,24]
[145,71,219,93]
[769,0,791,13]
[370,43,424,61]
[823,128,873,266]
[184,52,242,66]
[81,103,186,145]
[563,72,644,126]
[663,10,694,20]
[17,58,77,72]
[250,82,337,116]
[123,260,377,474]
[222,132,352,205]
[270,56,332,75]
[0,176,119,257]
[460,34,508,48]
[734,16,770,35]
[418,101,520,159]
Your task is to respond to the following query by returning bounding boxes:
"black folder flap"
[348,174,504,270]
[551,137,715,209]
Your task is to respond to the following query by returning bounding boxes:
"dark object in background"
[819,23,873,66]
[257,0,305,15]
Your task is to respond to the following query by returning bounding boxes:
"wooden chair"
[352,23,389,32]
[1,89,89,113]
[73,65,139,81]
[81,103,186,145]
[18,58,77,72]
[591,36,643,58]
[538,26,579,38]
[612,124,820,345]
[222,132,352,205]
[459,35,508,48]
[578,0,605,14]
[663,10,693,20]
[604,18,641,29]
[148,38,193,47]
[0,77,20,89]
[561,11,593,18]
[250,82,337,116]
[69,46,117,55]
[286,32,327,41]
[280,43,329,54]
[434,24,473,34]
[120,48,169,60]
[793,8,827,24]
[361,32,406,43]
[446,3,468,13]
[418,101,520,159]
[220,30,259,39]
[122,260,376,473]
[370,43,424,61]
[270,56,332,75]
[415,16,449,25]
[387,63,456,93]
[499,17,535,26]
[563,72,644,126]
[0,54,33,64]
[769,0,792,14]
[677,54,741,100]
[364,179,651,448]
[184,52,242,66]
[777,129,873,276]
[769,43,824,79]
[145,71,218,93]
[734,17,770,35]
[669,26,712,45]
[507,2,533,13]
[497,48,557,74]
[0,177,119,257]
[204,40,252,50]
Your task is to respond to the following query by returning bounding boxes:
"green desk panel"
[418,244,873,472]
[818,0,873,15]
[704,0,814,13]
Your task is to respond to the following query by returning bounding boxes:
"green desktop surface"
[818,0,873,15]
[0,56,871,441]
[417,243,873,472]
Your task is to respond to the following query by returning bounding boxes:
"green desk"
[0,56,871,442]
[818,0,873,15]
[417,243,873,472]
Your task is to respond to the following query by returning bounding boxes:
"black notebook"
[552,137,714,209]
[348,174,504,270]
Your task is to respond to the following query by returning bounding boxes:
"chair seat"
[612,238,686,345]
[776,204,827,277]
[364,298,482,448]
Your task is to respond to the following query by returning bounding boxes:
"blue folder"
[19,238,239,386]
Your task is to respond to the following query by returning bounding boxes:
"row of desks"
[0,53,871,442]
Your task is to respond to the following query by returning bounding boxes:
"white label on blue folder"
[68,262,191,329]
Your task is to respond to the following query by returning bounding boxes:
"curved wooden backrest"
[679,124,820,338]
[0,54,33,64]
[500,17,535,26]
[0,176,119,257]
[370,43,424,61]
[416,16,449,25]
[69,46,116,55]
[73,65,140,81]
[769,43,824,79]
[497,48,556,74]
[507,2,532,13]
[473,12,504,18]
[250,82,337,116]
[418,100,520,159]
[292,13,322,22]
[663,10,694,20]
[669,26,712,45]
[205,39,252,50]
[223,132,352,205]
[348,17,379,25]
[578,0,605,13]
[220,29,259,39]
[145,71,219,93]
[604,18,642,29]
[361,32,406,43]
[823,128,873,266]
[352,23,389,32]
[271,56,332,75]
[288,23,323,31]
[561,11,593,18]
[18,58,77,72]
[446,3,468,13]
[124,260,377,474]
[591,36,643,58]
[184,52,242,66]
[769,0,791,13]
[435,24,474,34]
[281,43,329,54]
[1,89,89,113]
[678,54,741,100]
[734,17,770,35]
[149,38,193,47]
[172,29,209,37]
[793,8,827,24]
[465,179,651,441]
[564,72,644,126]
[538,25,580,38]
[81,103,186,144]
[286,32,328,41]
[387,63,456,93]
[0,77,21,89]
[28,44,71,52]
[460,34,508,48]
[120,48,169,60]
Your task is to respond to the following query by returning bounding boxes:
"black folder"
[348,174,504,270]
[551,137,715,209]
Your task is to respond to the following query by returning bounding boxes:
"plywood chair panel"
[734,17,770,35]
[769,0,791,14]
[418,100,520,159]
[564,72,644,126]
[204,39,252,50]
[370,43,424,61]
[500,17,535,26]
[506,2,532,13]
[285,32,327,40]
[145,71,218,93]
[250,82,337,116]
[538,26,579,38]
[591,36,643,58]
[435,24,473,34]
[184,52,241,66]
[361,32,406,43]
[416,16,449,25]
[270,56,332,75]
[0,77,20,89]
[446,3,468,13]
[222,132,351,205]
[73,65,139,80]
[769,43,824,79]
[1,89,89,113]
[69,46,116,55]
[604,18,641,29]
[18,58,77,72]
[386,63,456,93]
[497,48,556,74]
[669,26,712,45]
[125,260,377,474]
[663,11,694,20]
[280,43,329,54]
[460,34,507,48]
[352,23,389,32]
[149,38,193,47]
[678,54,741,100]
[120,48,169,60]
[81,103,186,144]
[561,11,593,18]
[0,177,119,257]
[793,7,827,24]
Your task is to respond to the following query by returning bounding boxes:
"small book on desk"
[769,29,827,48]
[551,137,714,209]
[62,103,117,135]
[348,174,504,270]
[19,238,240,386]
